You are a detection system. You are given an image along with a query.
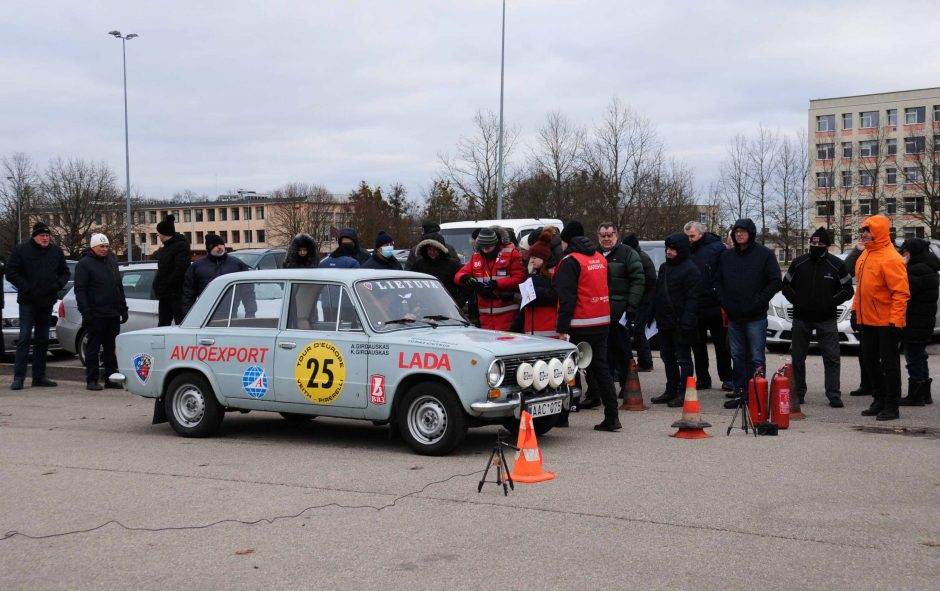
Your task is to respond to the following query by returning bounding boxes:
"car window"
[274,252,286,268]
[206,281,283,328]
[258,254,278,270]
[229,251,260,268]
[121,270,156,300]
[287,283,362,331]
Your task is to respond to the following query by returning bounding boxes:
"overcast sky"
[3,0,940,204]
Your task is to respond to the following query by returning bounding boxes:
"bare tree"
[795,129,810,248]
[529,110,585,218]
[746,125,779,244]
[900,118,940,237]
[1,153,38,254]
[718,135,753,222]
[267,182,341,248]
[771,135,806,261]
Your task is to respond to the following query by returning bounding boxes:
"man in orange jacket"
[853,215,910,421]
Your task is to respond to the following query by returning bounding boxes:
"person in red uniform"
[554,220,621,432]
[510,230,559,338]
[454,227,525,331]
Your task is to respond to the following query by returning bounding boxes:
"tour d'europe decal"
[133,353,153,384]
[295,340,346,404]
[242,365,268,399]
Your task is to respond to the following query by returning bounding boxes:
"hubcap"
[173,385,206,428]
[407,395,448,445]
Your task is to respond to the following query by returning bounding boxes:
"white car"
[2,279,62,357]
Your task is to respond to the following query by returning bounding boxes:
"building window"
[816,143,835,160]
[816,114,835,132]
[816,200,835,216]
[842,142,853,158]
[905,136,926,154]
[887,109,897,127]
[232,207,239,221]
[890,226,897,241]
[196,231,204,244]
[244,229,252,243]
[816,172,834,188]
[887,138,897,156]
[886,168,897,185]
[244,207,252,220]
[842,200,853,215]
[842,231,853,246]
[904,167,923,185]
[149,211,157,223]
[905,107,926,125]
[842,113,853,130]
[137,211,145,224]
[903,226,926,239]
[256,229,265,243]
[859,140,879,157]
[859,199,873,215]
[904,196,925,213]
[220,208,227,221]
[699,212,707,224]
[184,231,192,243]
[52,213,60,226]
[173,209,180,221]
[195,209,203,222]
[94,214,101,225]
[859,170,873,187]
[934,136,940,152]
[860,111,880,128]
[208,208,216,222]
[220,230,228,243]
[934,105,940,122]
[138,233,146,245]
[886,198,897,214]
[256,206,265,220]
[150,233,158,245]
[231,229,239,243]
[841,170,853,187]
[183,209,192,222]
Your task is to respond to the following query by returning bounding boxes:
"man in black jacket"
[74,234,128,390]
[782,228,854,408]
[899,238,940,406]
[182,234,255,316]
[362,231,403,270]
[713,218,782,408]
[153,215,191,326]
[623,233,657,370]
[5,222,70,390]
[685,221,733,391]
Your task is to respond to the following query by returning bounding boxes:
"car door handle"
[279,342,296,349]
[199,338,215,345]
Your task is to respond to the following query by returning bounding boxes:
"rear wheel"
[165,372,224,437]
[396,383,466,456]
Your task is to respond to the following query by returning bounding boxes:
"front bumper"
[765,315,860,347]
[470,387,578,419]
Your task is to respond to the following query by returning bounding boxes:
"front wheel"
[165,372,224,437]
[396,383,466,456]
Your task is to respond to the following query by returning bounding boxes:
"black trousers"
[85,316,121,384]
[659,328,693,399]
[691,312,732,383]
[158,297,184,327]
[607,321,632,382]
[859,325,901,411]
[572,328,619,421]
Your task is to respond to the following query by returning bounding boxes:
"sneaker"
[724,398,742,409]
[31,377,57,387]
[593,420,622,432]
[86,382,103,391]
[725,391,740,399]
[667,397,685,408]
[828,398,844,408]
[579,398,602,410]
[721,381,734,391]
[10,379,24,391]
[876,409,900,421]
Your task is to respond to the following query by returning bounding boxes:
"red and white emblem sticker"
[370,374,386,405]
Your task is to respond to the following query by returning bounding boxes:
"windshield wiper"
[423,315,470,326]
[384,317,436,328]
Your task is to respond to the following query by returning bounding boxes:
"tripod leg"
[478,450,496,493]
[500,447,515,491]
[727,404,740,435]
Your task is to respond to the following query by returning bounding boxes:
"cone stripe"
[671,376,711,439]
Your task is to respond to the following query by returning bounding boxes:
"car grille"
[785,306,846,321]
[501,350,572,388]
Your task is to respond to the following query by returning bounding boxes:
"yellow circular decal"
[295,340,346,404]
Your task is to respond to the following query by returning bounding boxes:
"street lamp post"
[109,30,138,263]
[495,0,507,220]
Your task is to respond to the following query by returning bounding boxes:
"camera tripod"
[478,428,518,495]
[726,366,763,437]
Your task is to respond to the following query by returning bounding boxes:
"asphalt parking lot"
[1,349,938,590]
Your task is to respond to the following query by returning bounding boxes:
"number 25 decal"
[306,357,335,389]
[295,340,347,405]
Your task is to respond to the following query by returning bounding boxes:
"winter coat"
[153,234,191,300]
[411,234,464,305]
[284,233,318,268]
[602,242,645,321]
[453,240,525,331]
[362,251,403,270]
[182,253,252,314]
[901,238,940,344]
[74,250,127,319]
[653,233,701,334]
[689,232,726,316]
[5,239,70,308]
[319,243,361,269]
[406,232,460,270]
[554,236,609,336]
[782,251,854,322]
[509,268,558,335]
[713,218,782,322]
[338,228,371,265]
[853,215,910,328]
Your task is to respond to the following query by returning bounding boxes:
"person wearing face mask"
[182,234,253,316]
[454,226,525,330]
[781,228,854,408]
[362,231,403,270]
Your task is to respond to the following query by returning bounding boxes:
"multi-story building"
[808,87,940,250]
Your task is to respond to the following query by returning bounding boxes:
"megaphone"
[575,341,593,369]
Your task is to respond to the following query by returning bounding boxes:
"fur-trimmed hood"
[284,233,318,268]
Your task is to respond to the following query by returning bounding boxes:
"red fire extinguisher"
[770,369,791,430]
[747,369,768,425]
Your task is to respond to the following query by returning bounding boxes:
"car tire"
[279,412,315,424]
[397,382,466,456]
[165,372,224,438]
[77,329,105,367]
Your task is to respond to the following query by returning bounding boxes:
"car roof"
[119,262,158,270]
[439,218,563,230]
[209,269,435,283]
[230,248,286,255]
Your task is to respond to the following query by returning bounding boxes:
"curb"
[0,363,87,383]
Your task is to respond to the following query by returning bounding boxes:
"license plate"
[528,400,562,418]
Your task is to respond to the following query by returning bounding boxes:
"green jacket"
[603,243,645,321]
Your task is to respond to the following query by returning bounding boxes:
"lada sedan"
[113,269,582,455]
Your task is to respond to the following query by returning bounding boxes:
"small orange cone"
[509,410,555,483]
[784,363,806,420]
[619,359,649,411]
[670,377,712,439]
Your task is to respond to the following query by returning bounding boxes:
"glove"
[888,323,903,338]
[459,275,472,287]
[120,309,129,324]
[478,279,496,296]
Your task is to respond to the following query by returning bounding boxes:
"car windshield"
[355,278,466,331]
[229,251,260,267]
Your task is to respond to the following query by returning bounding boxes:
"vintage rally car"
[112,269,582,455]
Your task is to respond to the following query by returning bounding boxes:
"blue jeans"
[13,303,52,380]
[904,342,929,382]
[727,318,768,391]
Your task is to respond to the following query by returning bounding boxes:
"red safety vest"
[455,246,525,330]
[567,252,611,328]
[523,268,559,338]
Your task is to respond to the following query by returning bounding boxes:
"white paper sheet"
[518,277,536,308]
[645,320,658,340]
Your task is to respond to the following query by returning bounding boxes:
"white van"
[439,218,564,263]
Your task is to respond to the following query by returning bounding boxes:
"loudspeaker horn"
[576,341,593,369]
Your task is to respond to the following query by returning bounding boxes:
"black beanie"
[375,231,394,249]
[810,227,832,247]
[156,215,176,236]
[560,220,584,243]
[476,227,499,248]
[206,233,225,250]
[622,233,639,249]
[32,222,51,237]
[421,221,440,235]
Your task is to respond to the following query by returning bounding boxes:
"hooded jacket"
[338,228,370,265]
[74,250,127,319]
[689,231,726,316]
[713,218,782,321]
[554,236,610,335]
[182,252,252,314]
[6,238,70,308]
[901,238,940,343]
[411,234,463,304]
[853,215,910,327]
[153,233,192,300]
[319,242,361,269]
[284,233,318,268]
[653,232,701,332]
[782,248,854,322]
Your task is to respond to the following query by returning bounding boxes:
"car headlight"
[516,362,534,389]
[548,358,564,389]
[532,360,550,391]
[563,355,578,382]
[486,359,505,388]
[773,305,787,319]
[2,317,19,328]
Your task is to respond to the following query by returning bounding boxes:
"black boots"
[651,392,674,404]
[899,379,932,407]
[861,403,883,417]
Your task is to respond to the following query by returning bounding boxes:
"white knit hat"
[90,233,109,248]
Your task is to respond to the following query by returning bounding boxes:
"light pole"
[495,0,507,220]
[5,176,21,243]
[109,30,138,262]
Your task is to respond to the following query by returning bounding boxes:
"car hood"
[380,326,574,356]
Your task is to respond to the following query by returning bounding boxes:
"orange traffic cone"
[670,377,712,439]
[784,363,806,420]
[509,410,555,483]
[619,359,649,411]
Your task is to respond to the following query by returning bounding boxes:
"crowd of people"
[4,214,936,424]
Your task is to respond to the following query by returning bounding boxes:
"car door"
[273,282,369,410]
[120,268,159,331]
[192,280,285,401]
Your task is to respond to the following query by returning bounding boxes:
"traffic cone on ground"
[619,359,649,411]
[784,363,805,420]
[509,410,555,483]
[670,377,712,439]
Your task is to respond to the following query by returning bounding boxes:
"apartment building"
[808,87,940,249]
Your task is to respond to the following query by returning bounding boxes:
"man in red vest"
[455,227,525,330]
[555,220,621,432]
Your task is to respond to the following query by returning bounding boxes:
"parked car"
[112,269,582,456]
[2,279,62,357]
[57,262,159,364]
[228,248,286,270]
[439,218,564,264]
[57,260,78,300]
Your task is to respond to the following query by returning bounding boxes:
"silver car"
[57,262,159,364]
[112,269,581,456]
[2,279,62,356]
